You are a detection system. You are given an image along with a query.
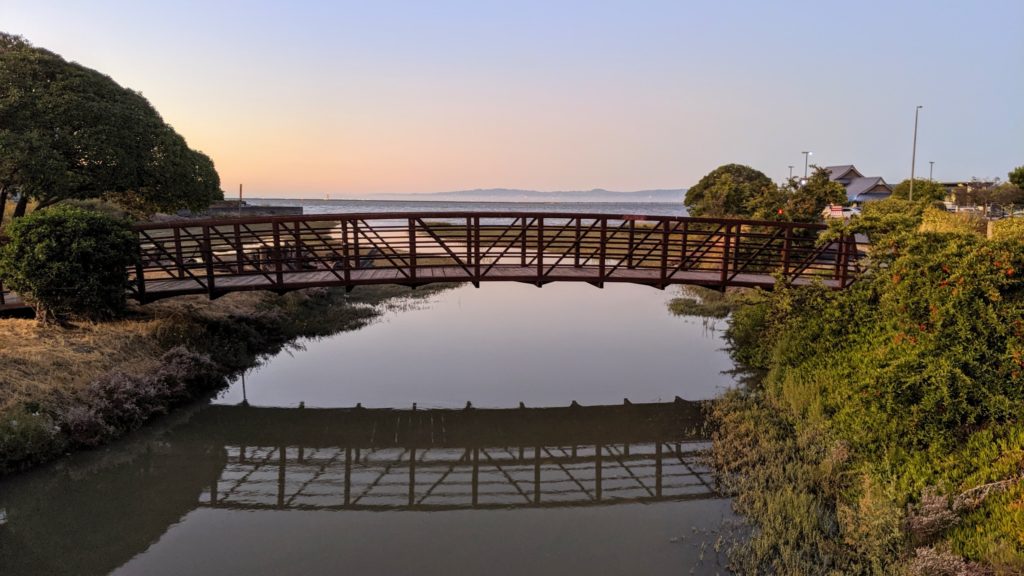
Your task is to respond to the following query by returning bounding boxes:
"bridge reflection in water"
[197,401,715,511]
[0,400,719,576]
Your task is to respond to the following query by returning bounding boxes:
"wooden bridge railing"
[130,212,862,301]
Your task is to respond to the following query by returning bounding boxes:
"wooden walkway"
[131,211,863,302]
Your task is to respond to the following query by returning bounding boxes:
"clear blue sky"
[3,0,1022,196]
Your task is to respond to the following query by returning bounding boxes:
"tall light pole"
[802,151,812,178]
[910,105,922,201]
[929,161,934,181]
[788,165,794,179]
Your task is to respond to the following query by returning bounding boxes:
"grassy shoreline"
[0,284,453,477]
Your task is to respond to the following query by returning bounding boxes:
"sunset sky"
[3,0,1023,197]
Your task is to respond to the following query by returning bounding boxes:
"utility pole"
[788,165,794,179]
[910,105,922,201]
[929,161,934,181]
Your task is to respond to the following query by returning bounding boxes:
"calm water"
[221,283,734,409]
[247,197,688,218]
[0,208,742,575]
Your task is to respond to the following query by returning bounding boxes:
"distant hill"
[407,188,686,203]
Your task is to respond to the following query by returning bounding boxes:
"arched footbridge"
[1,212,866,306]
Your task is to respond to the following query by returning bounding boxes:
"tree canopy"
[746,167,846,222]
[1009,165,1024,190]
[684,164,774,217]
[890,178,948,202]
[0,33,222,219]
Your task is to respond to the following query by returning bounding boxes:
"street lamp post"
[788,165,794,179]
[802,151,812,178]
[910,105,923,201]
[929,161,934,181]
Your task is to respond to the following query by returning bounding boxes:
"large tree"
[0,33,222,220]
[684,163,774,217]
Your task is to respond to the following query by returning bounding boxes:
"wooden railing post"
[782,225,792,280]
[408,218,417,281]
[466,216,473,270]
[474,216,481,282]
[599,218,607,281]
[293,220,302,270]
[574,217,581,267]
[839,232,851,288]
[719,224,731,287]
[536,217,545,279]
[134,235,146,301]
[352,220,360,269]
[627,219,635,269]
[832,233,843,283]
[341,219,351,283]
[680,220,689,271]
[202,225,215,296]
[173,227,185,278]
[272,221,283,287]
[233,223,244,274]
[520,218,527,268]
[660,220,669,287]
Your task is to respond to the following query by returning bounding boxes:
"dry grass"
[0,291,274,413]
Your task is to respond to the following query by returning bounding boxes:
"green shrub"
[0,206,137,322]
[716,228,1024,571]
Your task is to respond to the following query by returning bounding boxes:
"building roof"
[844,177,892,202]
[823,164,891,203]
[825,165,863,182]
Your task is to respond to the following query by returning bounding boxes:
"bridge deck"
[142,264,841,298]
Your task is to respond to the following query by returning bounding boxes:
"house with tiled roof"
[825,165,892,204]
